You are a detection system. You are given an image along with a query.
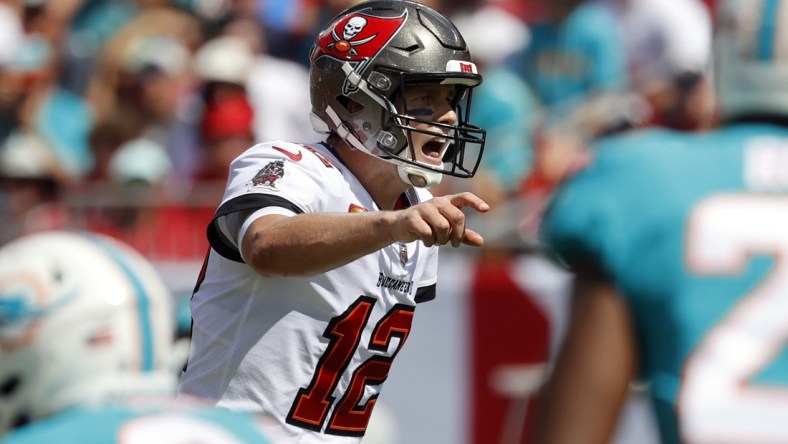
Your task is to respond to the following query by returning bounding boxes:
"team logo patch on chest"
[247,160,285,190]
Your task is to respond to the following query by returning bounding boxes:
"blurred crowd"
[0,0,718,256]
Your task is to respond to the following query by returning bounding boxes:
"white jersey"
[178,141,439,443]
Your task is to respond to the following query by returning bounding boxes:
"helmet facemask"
[381,71,486,188]
[308,0,487,188]
[324,61,486,188]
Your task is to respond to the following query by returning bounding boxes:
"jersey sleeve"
[539,145,634,277]
[207,142,337,262]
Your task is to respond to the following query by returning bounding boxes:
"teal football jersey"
[1,404,277,444]
[541,124,788,443]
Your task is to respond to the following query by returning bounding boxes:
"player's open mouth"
[422,138,446,163]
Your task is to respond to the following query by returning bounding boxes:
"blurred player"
[0,231,277,443]
[535,0,788,443]
[177,1,488,442]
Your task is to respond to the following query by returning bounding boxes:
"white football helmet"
[715,0,788,120]
[0,231,177,434]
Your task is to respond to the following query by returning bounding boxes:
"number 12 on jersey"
[287,296,414,436]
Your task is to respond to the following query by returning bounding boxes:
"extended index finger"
[448,192,490,213]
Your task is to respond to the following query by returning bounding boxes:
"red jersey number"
[287,296,414,436]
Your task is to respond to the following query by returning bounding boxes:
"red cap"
[200,94,255,141]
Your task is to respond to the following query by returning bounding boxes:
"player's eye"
[410,94,431,105]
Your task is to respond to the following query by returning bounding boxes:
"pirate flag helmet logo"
[317,12,406,62]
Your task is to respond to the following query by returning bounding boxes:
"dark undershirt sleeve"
[207,194,304,263]
[414,283,437,303]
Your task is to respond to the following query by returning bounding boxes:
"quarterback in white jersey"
[181,141,439,438]
[178,1,489,441]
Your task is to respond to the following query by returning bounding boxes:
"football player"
[535,0,788,443]
[0,231,277,443]
[177,1,489,442]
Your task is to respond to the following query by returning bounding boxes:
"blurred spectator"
[596,0,717,131]
[190,32,256,182]
[221,18,318,143]
[0,132,69,245]
[190,33,255,182]
[0,32,94,179]
[86,4,201,177]
[508,0,628,117]
[193,34,255,90]
[191,21,318,183]
[61,0,139,95]
[197,92,256,182]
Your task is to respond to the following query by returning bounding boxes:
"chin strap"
[398,163,442,189]
[323,104,442,188]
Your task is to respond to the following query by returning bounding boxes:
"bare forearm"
[241,192,489,277]
[242,212,397,277]
[534,273,636,444]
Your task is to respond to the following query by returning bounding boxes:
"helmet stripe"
[88,235,155,372]
[758,0,780,60]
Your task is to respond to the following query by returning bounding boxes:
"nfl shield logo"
[398,243,408,265]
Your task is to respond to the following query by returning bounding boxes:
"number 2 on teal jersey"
[680,194,788,443]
